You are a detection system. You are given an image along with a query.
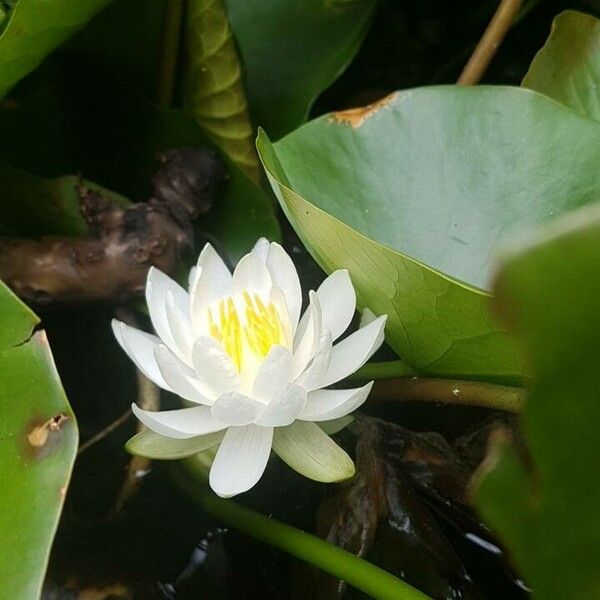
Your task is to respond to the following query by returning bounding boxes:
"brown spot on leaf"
[330,92,398,128]
[23,414,70,460]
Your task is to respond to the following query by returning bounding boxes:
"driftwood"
[0,148,226,304]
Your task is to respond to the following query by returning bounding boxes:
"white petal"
[359,307,377,328]
[211,391,265,426]
[165,290,195,363]
[154,345,215,405]
[191,244,232,333]
[188,265,201,289]
[192,336,241,396]
[272,421,354,482]
[266,242,302,331]
[112,319,172,391]
[317,316,387,388]
[291,291,322,376]
[269,287,293,347]
[314,270,356,341]
[318,415,353,435]
[126,429,224,460]
[295,329,332,392]
[209,424,273,497]
[299,382,373,421]
[232,251,272,296]
[255,384,306,427]
[146,267,190,361]
[251,237,270,263]
[252,345,293,402]
[132,403,226,439]
[196,243,232,296]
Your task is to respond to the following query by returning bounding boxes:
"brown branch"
[0,148,226,304]
[371,377,524,413]
[457,0,523,85]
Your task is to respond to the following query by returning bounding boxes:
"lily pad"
[258,86,600,379]
[474,203,600,599]
[523,11,600,122]
[0,281,78,599]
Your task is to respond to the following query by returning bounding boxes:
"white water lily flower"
[112,239,387,497]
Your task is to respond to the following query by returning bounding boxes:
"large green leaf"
[225,0,378,139]
[474,203,600,599]
[522,11,600,122]
[0,281,78,599]
[258,86,600,380]
[0,0,113,98]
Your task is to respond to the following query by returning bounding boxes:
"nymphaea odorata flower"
[112,239,387,497]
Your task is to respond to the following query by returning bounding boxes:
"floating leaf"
[184,0,260,183]
[225,0,378,139]
[474,203,600,599]
[0,0,113,98]
[522,11,600,122]
[258,86,600,380]
[0,281,77,599]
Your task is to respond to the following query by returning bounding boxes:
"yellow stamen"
[208,291,286,371]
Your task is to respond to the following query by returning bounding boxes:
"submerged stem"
[173,464,432,600]
[371,377,523,413]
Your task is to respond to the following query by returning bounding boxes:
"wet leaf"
[314,417,486,599]
[225,0,378,139]
[522,11,600,122]
[0,281,77,599]
[0,0,113,98]
[474,203,600,599]
[258,87,600,380]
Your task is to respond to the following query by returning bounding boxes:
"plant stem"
[156,0,184,108]
[371,377,523,412]
[458,0,524,85]
[174,465,432,600]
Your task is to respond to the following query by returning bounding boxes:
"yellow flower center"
[207,291,286,371]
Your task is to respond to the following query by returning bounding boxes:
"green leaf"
[0,281,77,599]
[474,203,600,599]
[273,421,355,483]
[126,429,224,460]
[225,0,378,139]
[258,86,600,380]
[0,162,129,237]
[522,11,600,122]
[184,0,260,183]
[0,0,113,98]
